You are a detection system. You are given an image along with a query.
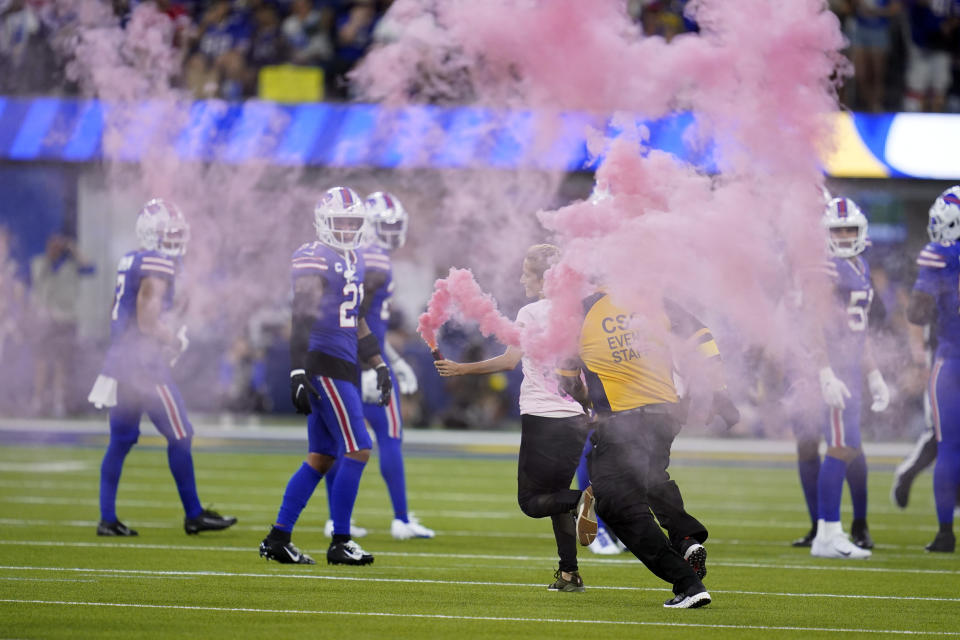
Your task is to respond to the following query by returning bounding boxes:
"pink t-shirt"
[515,300,584,418]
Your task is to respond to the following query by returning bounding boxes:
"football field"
[0,440,957,639]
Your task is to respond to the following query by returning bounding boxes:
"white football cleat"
[811,529,871,559]
[323,519,368,538]
[391,516,435,540]
[587,527,621,555]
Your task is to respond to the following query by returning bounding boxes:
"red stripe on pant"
[321,377,357,452]
[831,407,845,448]
[157,385,186,440]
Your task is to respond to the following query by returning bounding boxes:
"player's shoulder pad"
[137,249,177,278]
[360,245,391,272]
[916,242,950,269]
[291,241,330,275]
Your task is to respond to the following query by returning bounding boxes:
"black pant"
[517,413,589,574]
[588,407,703,595]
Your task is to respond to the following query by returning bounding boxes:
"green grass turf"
[0,442,956,639]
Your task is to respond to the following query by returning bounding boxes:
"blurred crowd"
[0,0,394,100]
[635,0,960,113]
[1,0,958,110]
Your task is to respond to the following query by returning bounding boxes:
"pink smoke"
[417,268,520,350]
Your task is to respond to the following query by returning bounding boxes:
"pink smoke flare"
[417,268,521,351]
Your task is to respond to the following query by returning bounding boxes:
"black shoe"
[184,508,237,534]
[851,520,874,550]
[680,539,707,580]
[664,585,711,609]
[547,569,585,593]
[890,472,914,509]
[925,531,956,553]
[259,537,315,564]
[791,527,816,547]
[97,520,138,537]
[327,540,374,565]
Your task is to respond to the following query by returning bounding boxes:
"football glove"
[867,369,890,412]
[360,368,380,404]
[376,363,392,407]
[819,366,851,410]
[391,357,418,395]
[290,369,312,415]
[706,389,740,430]
[169,324,189,367]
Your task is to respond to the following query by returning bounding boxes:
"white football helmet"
[364,191,408,250]
[315,186,367,251]
[928,186,960,244]
[822,197,867,258]
[136,198,189,257]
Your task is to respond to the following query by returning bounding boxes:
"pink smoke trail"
[417,267,520,352]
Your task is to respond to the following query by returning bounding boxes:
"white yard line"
[0,597,955,636]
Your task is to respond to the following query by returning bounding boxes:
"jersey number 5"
[847,289,873,331]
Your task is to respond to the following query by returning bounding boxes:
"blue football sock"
[845,450,868,522]
[167,440,203,520]
[817,454,847,522]
[324,458,340,521]
[378,436,408,522]
[330,456,367,537]
[933,442,960,525]
[275,462,324,532]
[796,455,820,526]
[99,437,135,523]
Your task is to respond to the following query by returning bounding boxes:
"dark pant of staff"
[517,413,589,574]
[588,405,704,595]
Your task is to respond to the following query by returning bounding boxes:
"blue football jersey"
[291,242,366,363]
[823,255,873,373]
[914,241,960,359]
[359,245,394,350]
[102,249,177,377]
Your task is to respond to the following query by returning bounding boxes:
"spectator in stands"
[184,0,252,99]
[219,334,271,413]
[331,0,379,97]
[29,233,95,417]
[0,0,54,94]
[246,2,288,95]
[281,0,335,66]
[903,0,960,112]
[850,0,902,112]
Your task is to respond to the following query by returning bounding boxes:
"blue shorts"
[109,380,193,444]
[307,375,372,455]
[822,372,863,449]
[363,374,403,441]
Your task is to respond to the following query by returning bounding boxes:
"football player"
[905,186,960,552]
[807,197,890,559]
[259,186,392,566]
[88,199,236,537]
[321,192,433,540]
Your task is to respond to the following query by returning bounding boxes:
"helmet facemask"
[136,199,189,258]
[928,188,960,244]
[822,197,867,258]
[315,187,367,251]
[364,192,408,251]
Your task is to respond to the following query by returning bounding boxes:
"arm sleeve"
[358,270,387,319]
[663,297,721,362]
